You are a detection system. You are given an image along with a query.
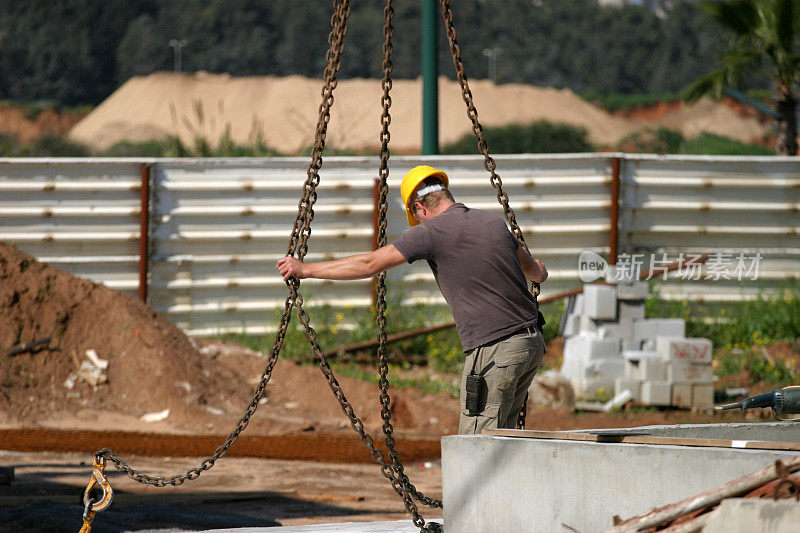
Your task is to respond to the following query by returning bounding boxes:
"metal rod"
[138,164,151,303]
[6,337,52,356]
[421,0,439,154]
[609,157,620,265]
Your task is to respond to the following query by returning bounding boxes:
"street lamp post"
[482,47,502,83]
[169,39,188,72]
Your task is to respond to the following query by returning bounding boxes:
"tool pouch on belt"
[465,353,486,414]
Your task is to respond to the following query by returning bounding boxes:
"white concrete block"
[668,359,713,383]
[615,378,642,402]
[583,284,617,320]
[692,383,714,408]
[573,294,584,316]
[641,358,667,381]
[618,300,645,321]
[585,358,626,379]
[623,350,661,379]
[633,319,685,345]
[671,383,693,408]
[641,381,671,406]
[579,315,597,334]
[657,337,713,363]
[617,281,649,301]
[563,313,579,337]
[597,319,633,342]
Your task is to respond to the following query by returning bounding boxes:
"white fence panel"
[0,159,145,294]
[3,154,798,336]
[620,155,800,301]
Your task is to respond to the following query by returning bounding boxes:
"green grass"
[645,286,800,351]
[682,132,774,156]
[441,120,593,154]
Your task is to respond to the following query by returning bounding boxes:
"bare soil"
[0,105,86,143]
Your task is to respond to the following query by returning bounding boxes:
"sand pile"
[69,72,771,154]
[68,72,639,153]
[0,243,458,436]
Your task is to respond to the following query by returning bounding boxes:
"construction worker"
[277,165,547,434]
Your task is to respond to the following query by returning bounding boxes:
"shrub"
[441,120,593,154]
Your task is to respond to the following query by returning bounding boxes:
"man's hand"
[534,258,548,282]
[276,256,307,281]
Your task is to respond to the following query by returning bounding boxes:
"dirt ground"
[0,243,775,531]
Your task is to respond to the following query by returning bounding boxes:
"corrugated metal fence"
[2,154,798,336]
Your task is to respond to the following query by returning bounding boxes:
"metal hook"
[83,456,114,514]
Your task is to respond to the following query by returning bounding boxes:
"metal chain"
[440,0,537,429]
[96,292,295,486]
[375,0,442,511]
[92,0,351,487]
[289,0,351,261]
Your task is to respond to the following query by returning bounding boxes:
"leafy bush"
[0,133,89,157]
[618,127,774,155]
[441,120,593,154]
[582,92,680,112]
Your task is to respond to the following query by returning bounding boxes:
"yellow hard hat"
[400,165,449,226]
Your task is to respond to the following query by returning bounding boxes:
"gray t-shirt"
[392,203,538,351]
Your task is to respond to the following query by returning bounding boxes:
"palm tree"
[683,0,800,155]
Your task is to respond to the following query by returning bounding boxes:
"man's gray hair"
[410,176,454,216]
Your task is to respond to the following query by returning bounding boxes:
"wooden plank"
[483,429,800,451]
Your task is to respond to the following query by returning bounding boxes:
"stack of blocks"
[559,279,714,408]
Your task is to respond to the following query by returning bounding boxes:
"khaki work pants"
[458,327,544,435]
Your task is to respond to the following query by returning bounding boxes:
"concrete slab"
[703,498,800,533]
[584,422,800,442]
[202,520,426,532]
[442,424,800,533]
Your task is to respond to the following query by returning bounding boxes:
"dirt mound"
[69,72,772,154]
[0,244,458,437]
[0,105,86,143]
[68,72,639,153]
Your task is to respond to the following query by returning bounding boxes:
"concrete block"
[573,294,584,316]
[692,383,714,408]
[442,426,799,533]
[583,284,617,320]
[668,359,713,383]
[623,350,661,379]
[585,358,625,379]
[641,358,667,381]
[579,315,597,334]
[617,281,649,300]
[642,381,671,406]
[618,300,645,321]
[703,498,800,533]
[671,383,693,408]
[597,319,633,342]
[633,319,685,345]
[615,377,642,402]
[657,337,713,363]
[563,313,579,337]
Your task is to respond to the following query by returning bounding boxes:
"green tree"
[683,0,800,155]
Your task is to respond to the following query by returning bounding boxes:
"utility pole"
[483,47,502,83]
[421,0,438,155]
[169,39,188,72]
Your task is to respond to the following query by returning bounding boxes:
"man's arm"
[516,246,548,284]
[276,244,407,281]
